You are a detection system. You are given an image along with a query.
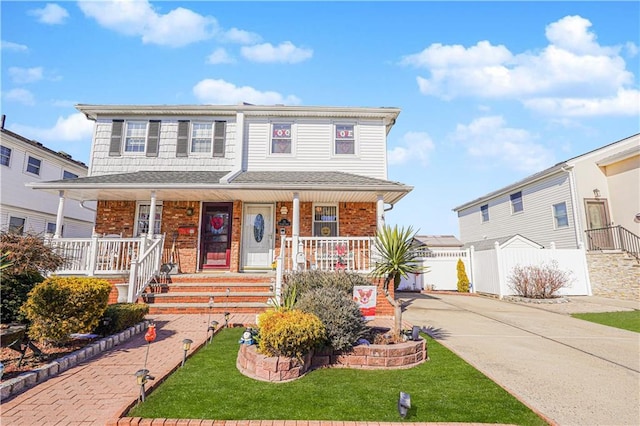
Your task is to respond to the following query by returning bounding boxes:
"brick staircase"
[140,272,276,315]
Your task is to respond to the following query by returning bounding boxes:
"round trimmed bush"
[257,309,325,360]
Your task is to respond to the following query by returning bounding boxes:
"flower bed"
[237,338,427,382]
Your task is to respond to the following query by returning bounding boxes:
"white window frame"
[312,203,339,237]
[0,145,11,167]
[124,121,148,154]
[480,204,489,222]
[270,122,294,155]
[134,201,163,237]
[333,123,356,156]
[8,216,26,234]
[46,221,57,235]
[552,202,569,229]
[25,155,42,176]
[510,191,524,214]
[190,121,214,155]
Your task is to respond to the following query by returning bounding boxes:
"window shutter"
[213,121,226,157]
[109,120,124,156]
[176,120,190,157]
[146,120,161,157]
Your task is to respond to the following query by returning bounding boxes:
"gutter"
[561,165,583,247]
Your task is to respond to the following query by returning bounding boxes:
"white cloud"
[402,15,638,117]
[222,28,261,44]
[193,79,301,105]
[29,3,69,25]
[524,88,640,116]
[11,113,94,143]
[8,67,44,84]
[1,40,28,52]
[3,88,36,105]
[241,42,313,63]
[206,48,235,64]
[451,116,555,173]
[388,132,435,167]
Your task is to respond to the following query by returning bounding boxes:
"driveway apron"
[400,294,640,426]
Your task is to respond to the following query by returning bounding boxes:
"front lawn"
[571,310,640,333]
[128,328,546,425]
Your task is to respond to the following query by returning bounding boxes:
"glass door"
[200,202,233,269]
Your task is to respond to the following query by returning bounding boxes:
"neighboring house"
[453,133,640,253]
[398,235,465,291]
[0,116,95,237]
[28,104,412,275]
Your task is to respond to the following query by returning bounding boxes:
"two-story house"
[28,104,411,282]
[1,116,95,237]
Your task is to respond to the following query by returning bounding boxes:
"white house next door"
[242,204,274,271]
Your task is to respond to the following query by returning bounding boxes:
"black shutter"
[176,120,190,157]
[212,121,226,157]
[109,120,124,156]
[146,120,161,157]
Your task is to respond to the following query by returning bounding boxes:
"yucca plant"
[370,224,426,334]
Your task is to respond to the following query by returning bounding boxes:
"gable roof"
[414,235,463,248]
[1,127,88,169]
[462,234,543,251]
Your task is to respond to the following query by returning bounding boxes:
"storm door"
[585,199,613,250]
[200,202,233,269]
[242,204,274,270]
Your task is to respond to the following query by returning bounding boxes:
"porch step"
[147,302,270,315]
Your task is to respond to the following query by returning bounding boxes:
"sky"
[1,1,639,238]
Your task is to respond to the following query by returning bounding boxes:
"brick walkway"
[1,314,508,426]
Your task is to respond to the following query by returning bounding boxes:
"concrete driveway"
[399,293,640,426]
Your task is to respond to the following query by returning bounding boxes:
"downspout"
[220,108,245,184]
[80,200,97,212]
[561,165,582,248]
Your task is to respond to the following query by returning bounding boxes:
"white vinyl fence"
[399,242,591,297]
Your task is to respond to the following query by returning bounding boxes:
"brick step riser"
[166,276,274,284]
[148,285,273,293]
[144,296,272,304]
[148,306,267,315]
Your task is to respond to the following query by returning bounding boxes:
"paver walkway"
[400,293,640,426]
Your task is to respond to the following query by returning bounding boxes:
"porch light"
[593,188,600,198]
[280,205,288,216]
[181,339,193,367]
[186,207,194,216]
[398,391,411,418]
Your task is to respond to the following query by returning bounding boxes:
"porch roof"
[26,170,413,204]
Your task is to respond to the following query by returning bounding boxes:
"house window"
[313,205,338,237]
[1,145,11,166]
[481,204,489,222]
[553,202,569,228]
[124,121,147,153]
[135,203,163,236]
[191,122,213,153]
[510,191,523,213]
[271,123,292,154]
[63,170,78,179]
[46,222,56,234]
[8,216,25,234]
[335,124,355,155]
[26,156,41,175]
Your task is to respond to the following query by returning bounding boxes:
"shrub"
[21,276,112,344]
[257,309,325,360]
[296,286,367,351]
[283,270,371,302]
[457,259,470,292]
[94,303,149,336]
[0,271,43,324]
[508,261,572,299]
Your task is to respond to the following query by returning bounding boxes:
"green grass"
[128,328,546,424]
[571,310,640,333]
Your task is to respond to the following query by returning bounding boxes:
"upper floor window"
[176,121,226,157]
[313,205,338,237]
[46,222,56,234]
[335,124,355,155]
[0,145,11,166]
[271,123,292,154]
[135,202,163,236]
[553,202,569,228]
[8,216,25,234]
[26,156,41,175]
[63,170,78,180]
[510,191,523,213]
[481,204,489,222]
[124,121,147,153]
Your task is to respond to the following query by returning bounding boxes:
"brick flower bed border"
[237,338,427,382]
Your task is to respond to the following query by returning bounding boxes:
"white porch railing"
[279,236,376,273]
[46,234,165,303]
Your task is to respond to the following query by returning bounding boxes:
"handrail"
[128,234,165,303]
[281,236,375,272]
[584,225,640,261]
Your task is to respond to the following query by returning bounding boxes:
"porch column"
[54,190,65,238]
[292,192,300,271]
[376,194,385,232]
[148,191,157,237]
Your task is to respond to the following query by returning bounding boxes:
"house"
[26,104,412,311]
[0,116,95,237]
[453,133,639,299]
[398,235,465,291]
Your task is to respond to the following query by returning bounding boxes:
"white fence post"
[468,246,475,293]
[494,241,505,299]
[578,241,593,296]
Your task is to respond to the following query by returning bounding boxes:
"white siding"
[458,172,578,249]
[244,118,387,179]
[89,120,237,175]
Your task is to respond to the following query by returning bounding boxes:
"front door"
[242,204,274,271]
[200,202,233,269]
[585,199,613,249]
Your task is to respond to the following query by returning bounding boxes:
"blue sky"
[2,1,639,237]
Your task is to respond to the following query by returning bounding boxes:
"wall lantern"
[186,207,194,216]
[280,205,288,216]
[593,188,601,198]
